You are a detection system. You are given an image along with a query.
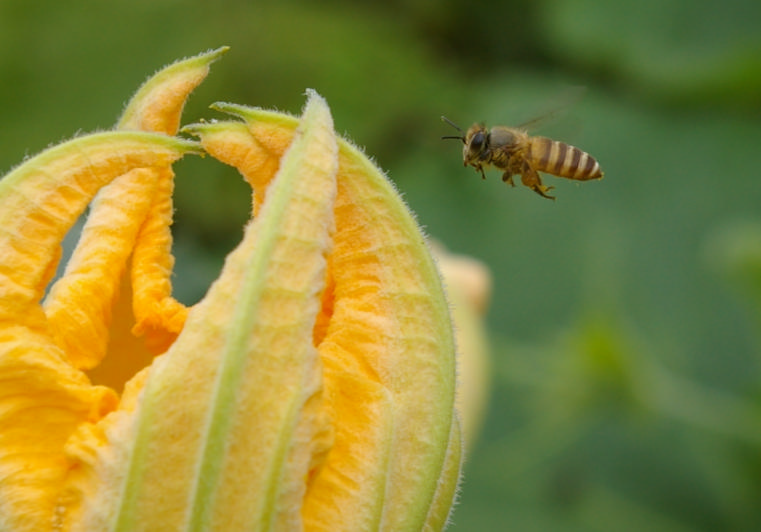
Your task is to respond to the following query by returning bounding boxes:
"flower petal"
[60,91,337,531]
[191,102,461,530]
[0,132,199,321]
[44,48,226,372]
[0,132,199,532]
[127,48,230,355]
[117,47,229,134]
[43,167,161,370]
[423,416,462,531]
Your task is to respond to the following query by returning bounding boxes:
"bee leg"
[501,172,515,187]
[521,169,555,200]
[476,164,487,180]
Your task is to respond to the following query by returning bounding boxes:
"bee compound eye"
[470,131,485,150]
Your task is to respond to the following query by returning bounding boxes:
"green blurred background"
[2,0,761,529]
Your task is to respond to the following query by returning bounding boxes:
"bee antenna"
[441,115,464,133]
[441,116,466,142]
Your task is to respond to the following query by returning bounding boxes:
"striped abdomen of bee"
[528,136,603,181]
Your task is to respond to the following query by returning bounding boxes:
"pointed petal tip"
[169,46,230,71]
[165,135,204,155]
[299,90,333,138]
[207,45,231,60]
[209,101,256,119]
[179,121,206,136]
[180,120,236,139]
[210,101,297,124]
[175,46,229,70]
[304,88,324,103]
[302,89,330,116]
[116,46,230,132]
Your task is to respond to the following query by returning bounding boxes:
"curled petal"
[126,48,230,354]
[189,100,461,531]
[0,132,199,322]
[44,48,225,371]
[60,91,338,531]
[0,132,199,532]
[118,46,230,134]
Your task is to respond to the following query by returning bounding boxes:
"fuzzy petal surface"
[58,91,337,532]
[189,102,461,531]
[0,132,198,532]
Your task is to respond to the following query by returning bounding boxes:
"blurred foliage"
[2,0,761,529]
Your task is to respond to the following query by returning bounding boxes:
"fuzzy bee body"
[442,118,603,200]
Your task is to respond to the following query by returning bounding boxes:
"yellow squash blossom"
[0,49,461,531]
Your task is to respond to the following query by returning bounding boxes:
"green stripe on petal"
[110,90,337,531]
[193,101,460,531]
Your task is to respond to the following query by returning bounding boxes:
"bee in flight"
[441,116,603,200]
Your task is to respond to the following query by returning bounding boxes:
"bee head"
[462,124,489,165]
[441,117,490,167]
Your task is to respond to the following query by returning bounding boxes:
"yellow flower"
[0,49,460,531]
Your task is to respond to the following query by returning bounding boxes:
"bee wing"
[516,85,586,132]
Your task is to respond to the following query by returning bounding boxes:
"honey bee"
[441,116,603,200]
